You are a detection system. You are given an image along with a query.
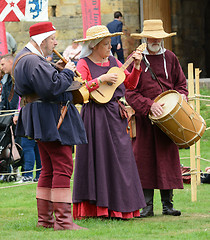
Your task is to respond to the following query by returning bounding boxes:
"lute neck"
[119,43,146,72]
[120,53,134,72]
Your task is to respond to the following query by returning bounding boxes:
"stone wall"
[171,0,209,78]
[102,0,140,58]
[4,0,210,78]
[5,0,140,58]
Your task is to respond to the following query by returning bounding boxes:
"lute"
[90,43,146,104]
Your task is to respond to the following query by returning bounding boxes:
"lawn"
[0,89,209,240]
[0,183,209,240]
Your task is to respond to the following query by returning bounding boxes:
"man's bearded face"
[147,38,163,53]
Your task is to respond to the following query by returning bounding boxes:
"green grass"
[0,184,209,240]
[0,89,209,240]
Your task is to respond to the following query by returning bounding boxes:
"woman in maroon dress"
[72,25,146,219]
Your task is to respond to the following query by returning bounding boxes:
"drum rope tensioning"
[149,90,206,148]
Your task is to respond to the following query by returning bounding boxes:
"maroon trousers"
[36,142,86,230]
[37,141,73,189]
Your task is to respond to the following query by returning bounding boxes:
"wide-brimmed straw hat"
[74,25,123,43]
[131,19,176,39]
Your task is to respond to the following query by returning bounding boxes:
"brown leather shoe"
[36,199,55,228]
[53,202,87,230]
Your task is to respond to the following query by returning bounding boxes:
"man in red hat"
[13,22,87,230]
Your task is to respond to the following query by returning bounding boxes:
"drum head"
[150,92,180,119]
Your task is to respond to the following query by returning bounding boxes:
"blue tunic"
[14,47,87,146]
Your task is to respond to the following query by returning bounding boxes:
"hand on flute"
[64,61,76,72]
[55,59,66,69]
[53,49,77,73]
[55,58,76,72]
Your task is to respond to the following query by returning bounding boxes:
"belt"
[20,93,72,107]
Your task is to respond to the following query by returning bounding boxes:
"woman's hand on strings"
[132,50,143,70]
[99,73,118,84]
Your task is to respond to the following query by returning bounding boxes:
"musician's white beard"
[147,42,162,53]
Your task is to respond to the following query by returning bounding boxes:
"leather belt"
[20,93,72,107]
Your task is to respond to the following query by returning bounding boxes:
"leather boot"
[160,189,181,216]
[37,199,55,228]
[140,189,154,217]
[53,202,87,230]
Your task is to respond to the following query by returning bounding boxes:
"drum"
[149,90,206,148]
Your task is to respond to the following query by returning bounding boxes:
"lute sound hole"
[107,82,113,86]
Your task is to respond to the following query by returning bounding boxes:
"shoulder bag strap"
[8,52,37,102]
[142,56,164,92]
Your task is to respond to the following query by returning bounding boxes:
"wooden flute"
[53,49,81,77]
[53,49,96,88]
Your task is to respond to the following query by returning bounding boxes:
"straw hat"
[74,25,123,43]
[131,19,176,39]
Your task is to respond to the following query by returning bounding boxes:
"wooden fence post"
[195,68,202,185]
[188,63,197,202]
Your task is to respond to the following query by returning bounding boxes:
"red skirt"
[73,201,140,220]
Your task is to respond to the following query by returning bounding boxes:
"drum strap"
[143,57,164,92]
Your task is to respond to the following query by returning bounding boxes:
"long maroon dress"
[73,56,146,219]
